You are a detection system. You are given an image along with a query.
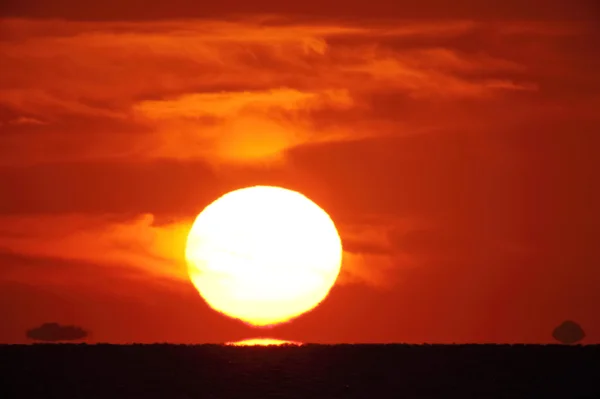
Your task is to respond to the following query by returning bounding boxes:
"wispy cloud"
[0,17,555,166]
[0,212,422,289]
[0,214,190,282]
[132,89,355,164]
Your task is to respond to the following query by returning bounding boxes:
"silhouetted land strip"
[1,344,599,398]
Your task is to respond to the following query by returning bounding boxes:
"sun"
[185,185,343,327]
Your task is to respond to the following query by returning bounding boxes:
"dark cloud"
[552,320,585,344]
[26,322,88,342]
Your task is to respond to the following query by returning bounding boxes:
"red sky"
[1,0,599,344]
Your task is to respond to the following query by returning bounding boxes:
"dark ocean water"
[1,344,598,399]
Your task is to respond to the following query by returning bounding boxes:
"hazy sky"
[1,0,599,344]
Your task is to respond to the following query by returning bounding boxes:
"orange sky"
[1,0,599,344]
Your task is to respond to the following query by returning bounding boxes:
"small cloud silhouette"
[552,320,585,344]
[26,322,88,342]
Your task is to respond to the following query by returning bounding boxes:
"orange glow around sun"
[185,186,343,327]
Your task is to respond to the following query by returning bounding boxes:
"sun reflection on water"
[225,338,303,346]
